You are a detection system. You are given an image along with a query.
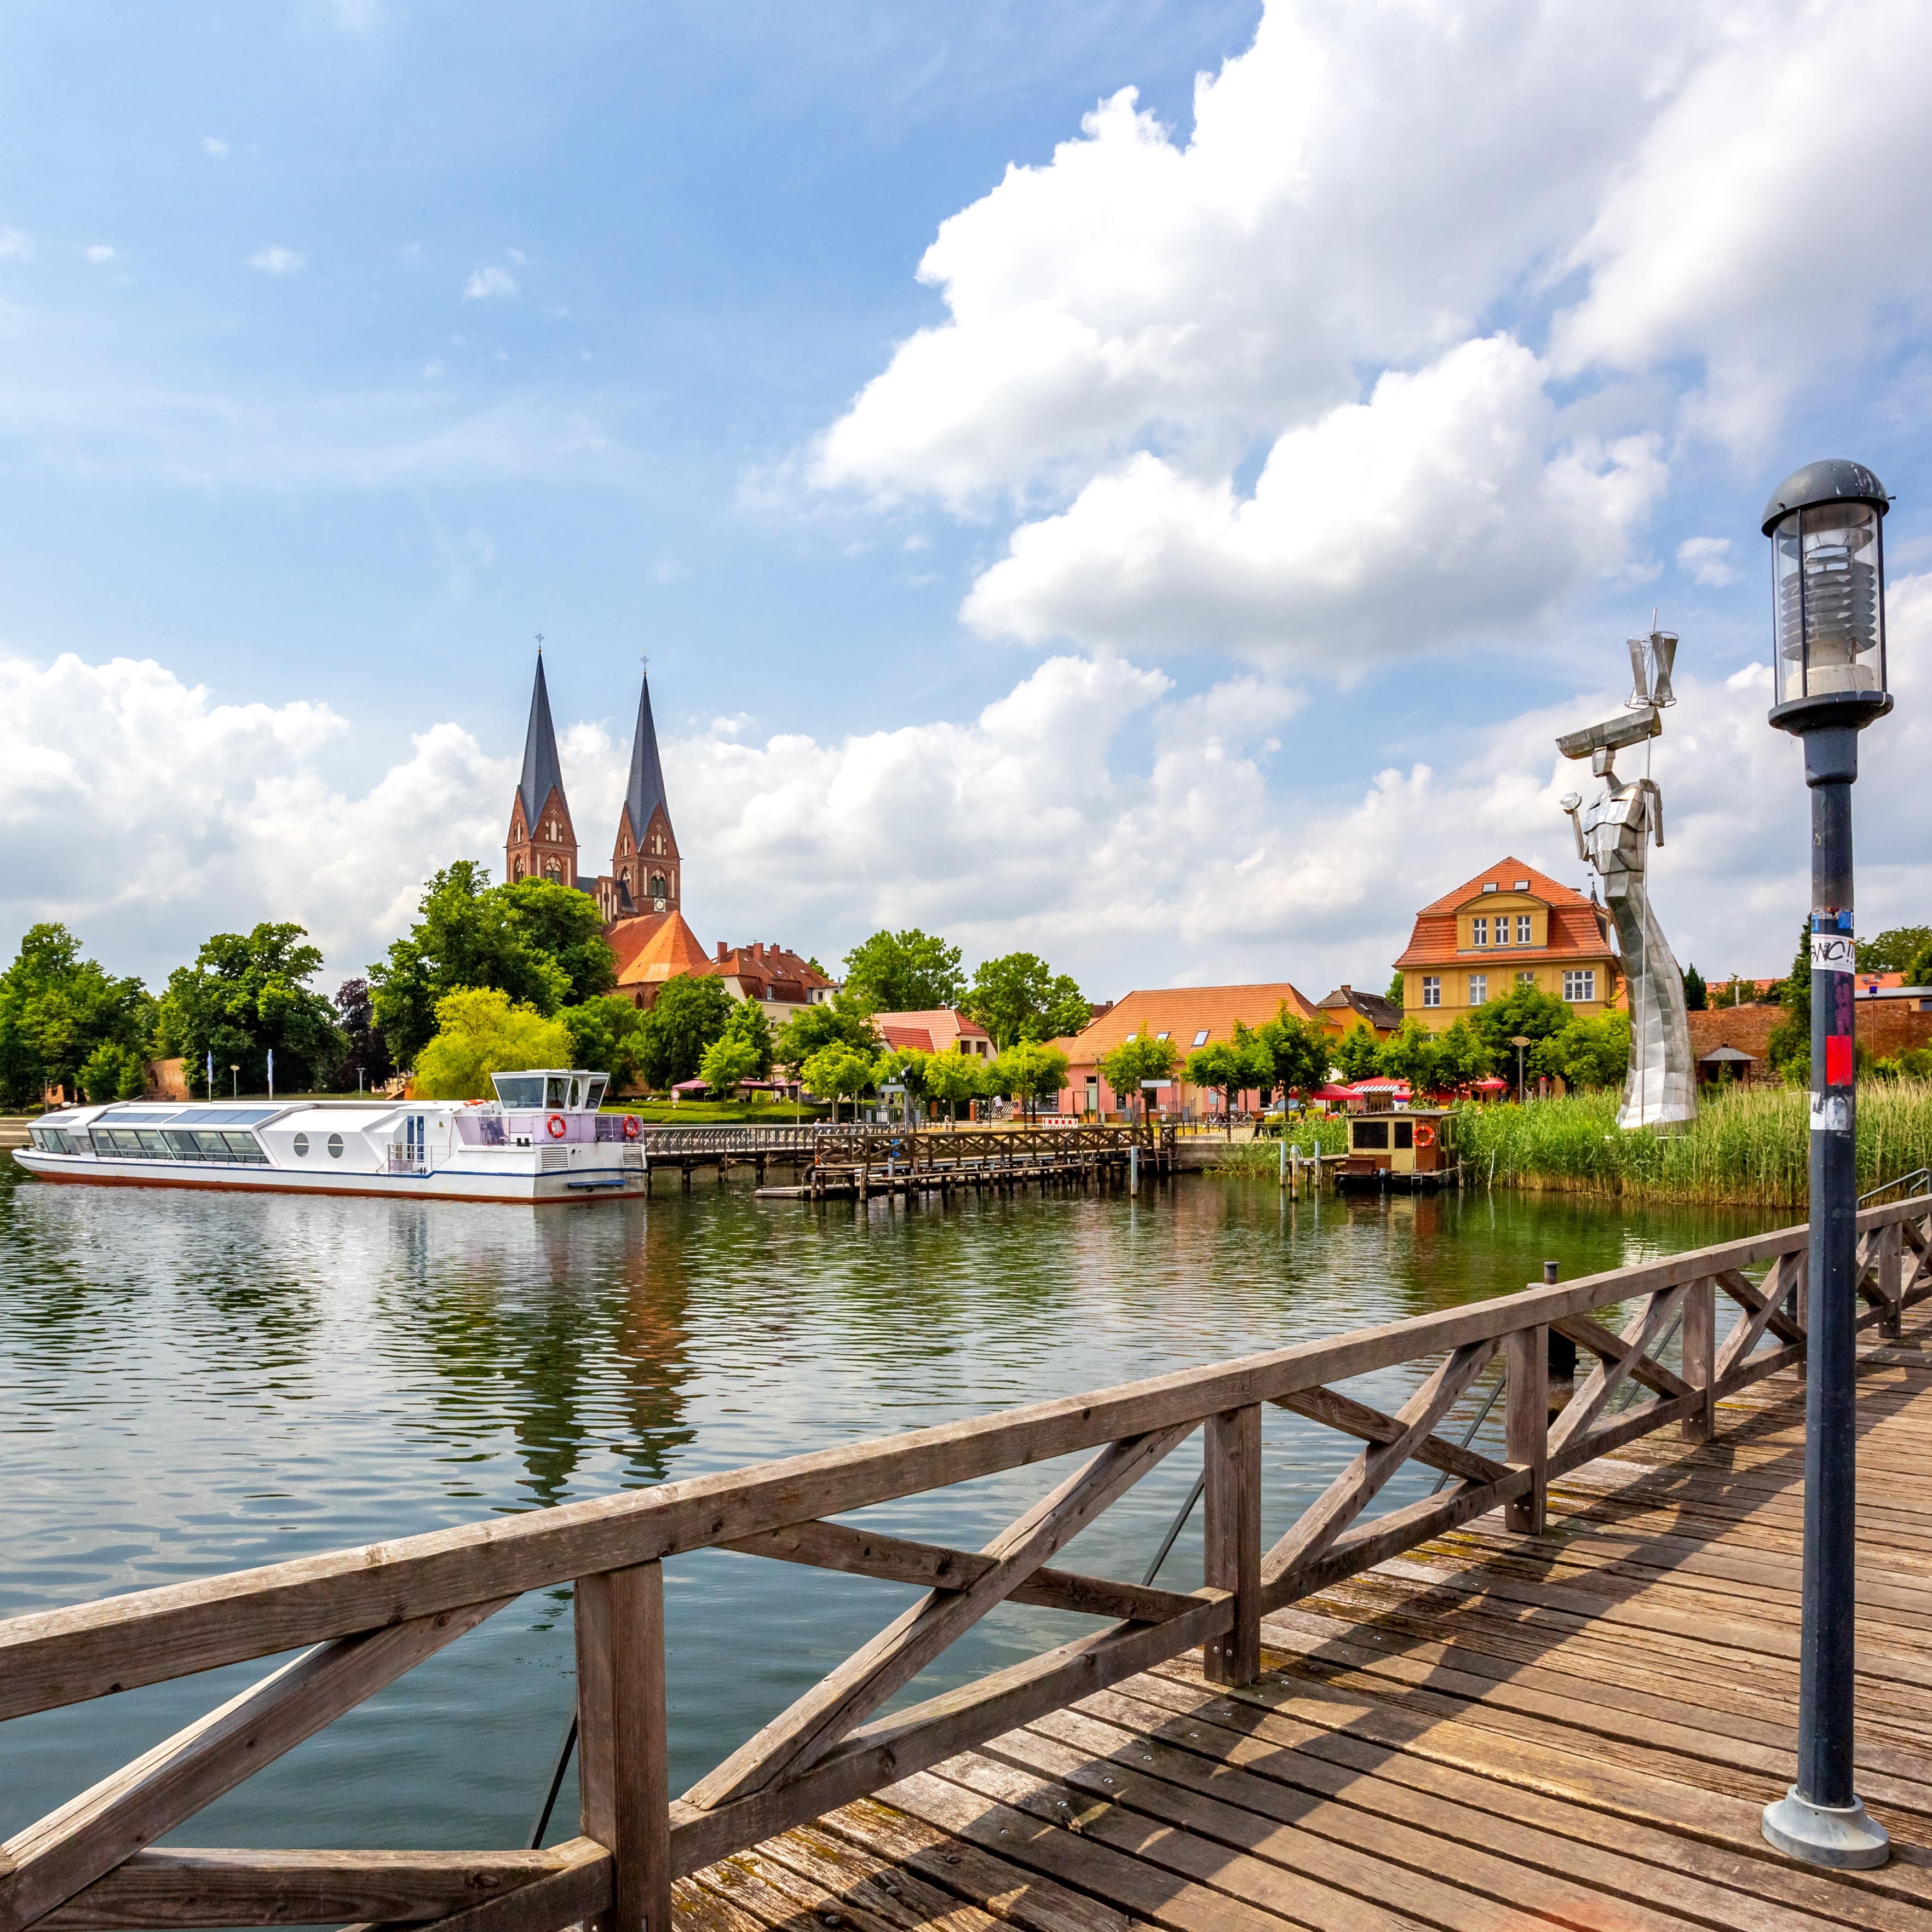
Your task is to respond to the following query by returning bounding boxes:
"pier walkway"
[2,1194,1928,1932]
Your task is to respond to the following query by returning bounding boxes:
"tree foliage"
[156,922,343,1096]
[1385,970,1406,1009]
[1682,963,1707,1011]
[1858,926,1932,974]
[1766,921,1813,1082]
[922,1048,987,1121]
[773,989,879,1067]
[1183,1040,1258,1125]
[636,974,735,1090]
[1469,982,1573,1056]
[1097,1034,1179,1118]
[1332,1022,1381,1084]
[988,1040,1070,1120]
[368,863,616,1068]
[800,1043,876,1121]
[1254,1005,1331,1101]
[0,923,155,1107]
[413,988,573,1100]
[698,1032,761,1094]
[841,928,965,1013]
[961,952,1089,1050]
[718,997,775,1078]
[1533,1011,1631,1091]
[78,1041,147,1103]
[558,994,648,1088]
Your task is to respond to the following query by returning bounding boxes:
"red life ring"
[547,1114,568,1140]
[1413,1123,1436,1148]
[622,1114,641,1140]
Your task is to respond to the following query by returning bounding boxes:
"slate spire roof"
[623,664,670,837]
[516,652,568,832]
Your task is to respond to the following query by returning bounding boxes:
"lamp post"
[1758,458,1893,1872]
[1510,1034,1531,1105]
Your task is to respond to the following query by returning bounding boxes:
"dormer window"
[1515,914,1532,944]
[1471,916,1488,947]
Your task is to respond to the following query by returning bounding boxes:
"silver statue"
[1557,628,1697,1132]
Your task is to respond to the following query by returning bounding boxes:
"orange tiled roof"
[871,1009,993,1052]
[878,1023,936,1053]
[610,910,712,985]
[1394,855,1615,970]
[692,941,836,992]
[1059,983,1320,1066]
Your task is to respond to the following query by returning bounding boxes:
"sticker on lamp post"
[1810,932,1855,972]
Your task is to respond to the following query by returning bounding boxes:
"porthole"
[292,1132,309,1158]
[326,1132,344,1159]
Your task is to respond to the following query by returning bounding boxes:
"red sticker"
[1826,1035,1854,1086]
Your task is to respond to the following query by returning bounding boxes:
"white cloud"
[248,246,305,276]
[963,337,1665,661]
[507,248,528,267]
[202,137,229,159]
[0,227,33,262]
[463,265,518,301]
[1676,537,1740,589]
[83,244,116,266]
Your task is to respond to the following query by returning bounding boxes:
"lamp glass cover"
[1772,501,1884,706]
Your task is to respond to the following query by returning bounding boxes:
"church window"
[650,872,668,899]
[545,859,561,882]
[513,859,524,880]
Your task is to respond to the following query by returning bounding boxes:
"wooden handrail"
[3,1194,1927,1932]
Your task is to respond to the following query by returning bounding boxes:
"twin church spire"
[504,649,680,928]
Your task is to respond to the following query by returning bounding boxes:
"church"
[505,653,711,1005]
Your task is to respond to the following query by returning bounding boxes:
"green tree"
[698,1033,761,1095]
[1682,963,1707,1011]
[962,952,1089,1050]
[988,1040,1070,1123]
[1469,982,1573,1061]
[1254,1004,1331,1105]
[1766,921,1813,1082]
[774,989,879,1067]
[1183,1039,1257,1137]
[1097,1034,1180,1123]
[155,922,344,1095]
[923,1048,986,1125]
[800,1043,876,1123]
[0,923,155,1107]
[331,978,394,1090]
[1907,935,1932,991]
[1857,927,1932,974]
[413,988,573,1100]
[872,1043,932,1121]
[1385,970,1405,1009]
[1431,1017,1494,1092]
[78,1040,147,1103]
[1376,1019,1442,1092]
[493,877,619,1006]
[1332,1022,1381,1084]
[1535,1011,1631,1091]
[841,929,965,1012]
[558,994,648,1088]
[636,974,735,1090]
[718,997,775,1079]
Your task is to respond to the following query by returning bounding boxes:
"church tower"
[504,652,579,889]
[611,664,679,916]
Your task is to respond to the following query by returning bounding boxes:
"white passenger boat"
[13,1070,649,1205]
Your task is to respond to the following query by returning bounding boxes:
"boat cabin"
[1337,1105,1458,1188]
[490,1070,608,1111]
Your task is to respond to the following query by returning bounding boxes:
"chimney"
[715,941,727,961]
[1341,984,1352,994]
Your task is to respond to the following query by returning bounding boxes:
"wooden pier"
[755,1125,1174,1201]
[2,1193,1928,1932]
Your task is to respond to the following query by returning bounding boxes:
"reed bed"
[1209,1117,1348,1177]
[1450,1080,1932,1206]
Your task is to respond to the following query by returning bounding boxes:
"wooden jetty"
[2,1192,1928,1932]
[756,1125,1174,1201]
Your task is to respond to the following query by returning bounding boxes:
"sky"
[5,0,1932,1005]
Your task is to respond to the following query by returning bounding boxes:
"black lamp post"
[1758,458,1892,1871]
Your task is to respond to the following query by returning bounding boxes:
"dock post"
[1203,1404,1261,1686]
[1880,1224,1904,1339]
[1504,1326,1549,1534]
[1682,1276,1716,1442]
[1130,1144,1138,1194]
[1278,1135,1286,1189]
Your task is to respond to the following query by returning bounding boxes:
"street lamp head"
[1762,459,1891,738]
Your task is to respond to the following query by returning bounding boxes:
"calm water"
[0,1164,1778,1849]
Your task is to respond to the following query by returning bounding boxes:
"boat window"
[567,1078,583,1110]
[492,1075,544,1109]
[545,1076,570,1109]
[292,1132,309,1158]
[221,1132,268,1165]
[584,1077,608,1111]
[136,1130,174,1159]
[164,1130,202,1159]
[327,1132,344,1159]
[29,1126,76,1153]
[1394,1121,1413,1149]
[191,1131,237,1161]
[1354,1120,1390,1151]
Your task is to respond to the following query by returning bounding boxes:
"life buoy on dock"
[547,1114,568,1140]
[622,1115,641,1140]
[1413,1123,1435,1148]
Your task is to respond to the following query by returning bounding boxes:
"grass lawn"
[605,1097,832,1124]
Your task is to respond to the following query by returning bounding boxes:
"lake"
[0,1164,1779,1852]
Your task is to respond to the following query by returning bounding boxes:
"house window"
[1155,1031,1170,1042]
[1516,914,1532,944]
[1517,971,1536,987]
[1192,1029,1210,1046]
[1471,917,1488,947]
[1422,976,1441,1008]
[1563,969,1596,1003]
[1468,974,1487,1005]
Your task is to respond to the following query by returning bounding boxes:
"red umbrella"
[1472,1077,1508,1090]
[1311,1083,1357,1101]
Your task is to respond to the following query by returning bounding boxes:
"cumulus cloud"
[814,0,1932,666]
[83,244,116,266]
[1676,537,1740,589]
[202,137,229,159]
[463,265,518,301]
[0,226,33,262]
[248,245,305,276]
[963,337,1665,660]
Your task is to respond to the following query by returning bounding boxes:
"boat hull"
[11,1148,649,1205]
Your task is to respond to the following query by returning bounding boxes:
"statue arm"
[1643,779,1665,847]
[1560,792,1587,863]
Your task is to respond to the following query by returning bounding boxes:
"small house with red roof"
[1393,857,1620,1032]
[869,1010,995,1061]
[689,941,838,1031]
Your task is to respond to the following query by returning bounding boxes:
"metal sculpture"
[1557,626,1697,1131]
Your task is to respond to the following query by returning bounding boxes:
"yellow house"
[1392,856,1621,1032]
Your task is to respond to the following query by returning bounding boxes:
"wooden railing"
[2,1196,1927,1932]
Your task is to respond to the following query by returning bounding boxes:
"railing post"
[577,1562,671,1932]
[1682,1277,1716,1441]
[1203,1404,1261,1686]
[1879,1223,1903,1339]
[1504,1326,1548,1534]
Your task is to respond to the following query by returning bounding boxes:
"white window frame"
[1563,968,1596,1003]
[1517,971,1536,987]
[1468,974,1487,1005]
[1470,916,1487,947]
[1192,1028,1210,1046]
[1422,976,1441,1008]
[1516,913,1532,944]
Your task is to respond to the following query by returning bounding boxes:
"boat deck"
[677,1320,1932,1931]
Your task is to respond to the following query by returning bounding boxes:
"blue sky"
[5,0,1931,999]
